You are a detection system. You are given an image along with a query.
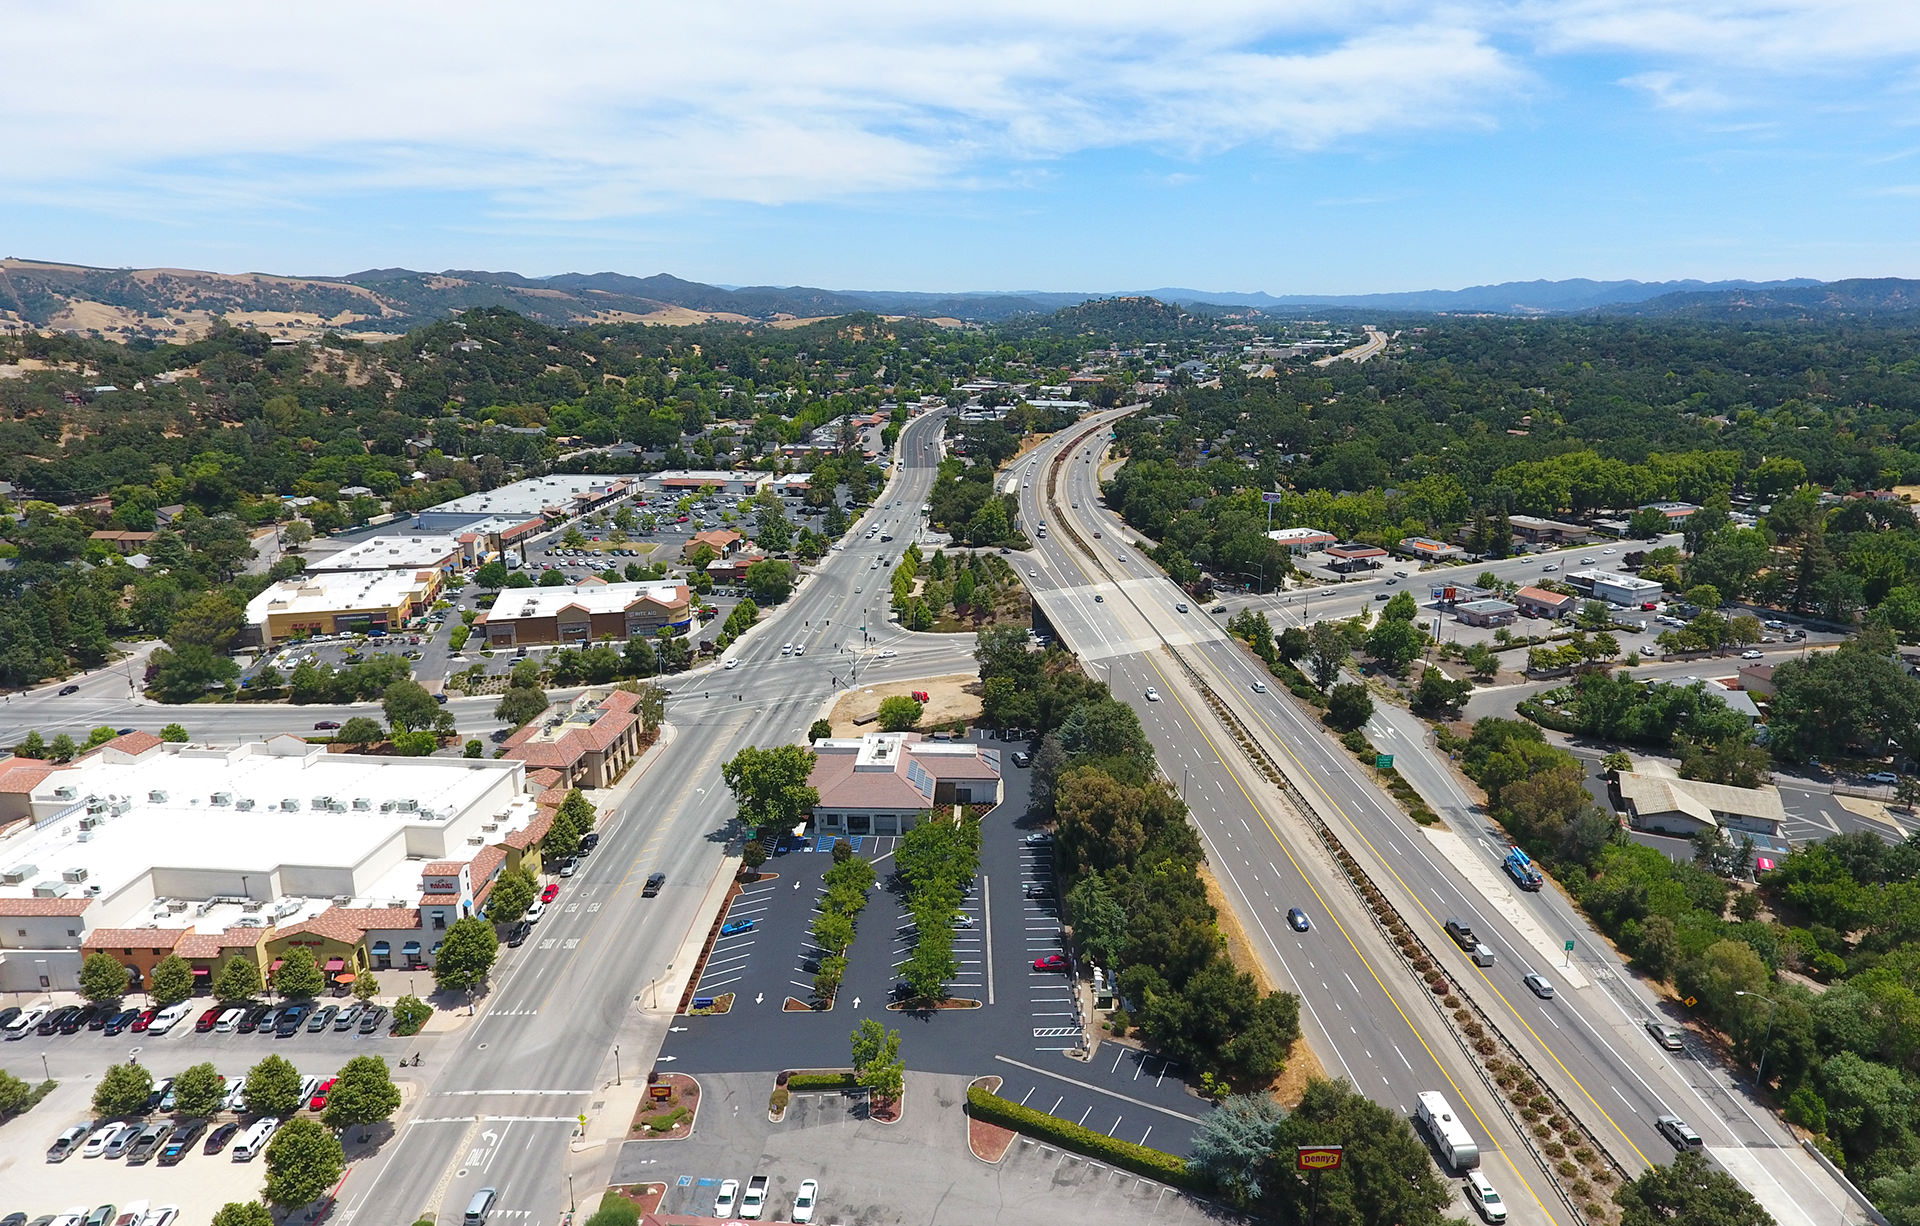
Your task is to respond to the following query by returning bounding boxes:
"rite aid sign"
[1296,1145,1344,1171]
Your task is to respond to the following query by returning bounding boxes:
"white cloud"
[0,1,1522,215]
[1527,0,1920,67]
[1620,71,1729,111]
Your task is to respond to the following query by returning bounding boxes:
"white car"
[791,1179,820,1224]
[524,900,546,924]
[724,658,739,669]
[714,1179,740,1217]
[215,1006,245,1032]
[83,1121,136,1159]
[140,1209,180,1226]
[6,1006,47,1038]
[794,645,805,656]
[1542,562,1559,572]
[1028,570,1037,578]
[1251,681,1267,693]
[1741,649,1763,659]
[879,649,897,658]
[1144,687,1161,702]
[147,1002,193,1034]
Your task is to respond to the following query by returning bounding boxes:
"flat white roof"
[484,580,689,621]
[246,569,436,622]
[307,534,464,572]
[0,742,528,926]
[423,474,636,517]
[1268,527,1337,542]
[1573,568,1664,592]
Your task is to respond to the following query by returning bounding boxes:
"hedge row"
[787,1071,859,1091]
[965,1087,1196,1189]
[1338,729,1440,826]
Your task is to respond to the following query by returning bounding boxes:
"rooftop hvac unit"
[52,785,77,801]
[76,830,91,843]
[272,899,302,919]
[195,899,216,916]
[86,800,107,815]
[281,799,300,812]
[235,798,255,811]
[395,798,418,813]
[167,898,188,912]
[30,880,68,898]
[86,884,101,895]
[62,867,88,884]
[233,916,263,928]
[379,800,396,813]
[77,816,98,832]
[147,790,168,803]
[111,798,131,815]
[466,835,484,845]
[243,899,265,912]
[352,797,371,811]
[333,894,351,906]
[211,792,232,806]
[0,864,37,886]
[480,822,499,832]
[311,795,333,809]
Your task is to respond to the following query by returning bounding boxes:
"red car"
[130,1006,159,1033]
[310,1078,336,1111]
[1032,954,1068,972]
[195,1006,223,1032]
[540,883,560,904]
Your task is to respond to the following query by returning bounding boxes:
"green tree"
[149,953,194,1006]
[271,947,325,1000]
[382,679,441,732]
[1189,1093,1293,1209]
[633,681,668,731]
[391,995,431,1036]
[721,744,820,835]
[211,1204,274,1226]
[47,732,77,762]
[0,1068,32,1117]
[322,1054,401,1129]
[495,682,550,729]
[745,558,794,604]
[1263,1078,1455,1226]
[741,840,768,874]
[488,867,537,926]
[158,722,190,742]
[13,730,44,759]
[390,729,439,756]
[1325,683,1374,733]
[464,738,484,758]
[877,695,923,731]
[264,1117,346,1211]
[434,915,498,992]
[1304,622,1347,691]
[172,1061,226,1116]
[79,951,131,1002]
[538,567,569,587]
[850,1019,904,1100]
[1616,1150,1771,1226]
[808,718,832,742]
[168,590,245,652]
[1410,667,1471,717]
[335,716,385,745]
[245,1054,304,1117]
[149,644,241,702]
[92,1061,154,1118]
[475,559,510,589]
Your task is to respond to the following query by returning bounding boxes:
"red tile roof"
[83,927,187,952]
[420,860,464,875]
[338,906,421,931]
[81,730,164,760]
[0,760,62,793]
[419,893,460,907]
[470,846,505,886]
[0,897,92,916]
[504,806,555,850]
[526,768,563,790]
[175,932,229,959]
[273,908,372,945]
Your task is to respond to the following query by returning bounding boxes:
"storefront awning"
[324,958,345,972]
[269,959,284,972]
[371,941,390,956]
[191,966,210,977]
[402,942,420,954]
[431,941,444,956]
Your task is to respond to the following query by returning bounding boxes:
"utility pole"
[1734,991,1780,1088]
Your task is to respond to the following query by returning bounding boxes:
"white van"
[464,1188,498,1224]
[214,1007,246,1032]
[5,1006,46,1039]
[147,1002,192,1034]
[232,1116,280,1162]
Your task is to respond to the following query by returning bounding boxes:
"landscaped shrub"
[787,1072,859,1091]
[966,1087,1194,1189]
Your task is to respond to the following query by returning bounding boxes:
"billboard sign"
[1296,1145,1344,1171]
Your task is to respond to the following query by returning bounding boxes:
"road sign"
[1564,939,1575,952]
[1296,1145,1343,1171]
[1685,996,1698,1008]
[1374,754,1394,769]
[1262,491,1285,505]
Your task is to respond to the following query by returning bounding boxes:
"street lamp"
[1734,990,1780,1088]
[614,1045,621,1086]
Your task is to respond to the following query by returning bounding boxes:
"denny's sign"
[1295,1145,1343,1171]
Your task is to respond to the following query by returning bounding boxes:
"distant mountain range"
[2,258,1915,342]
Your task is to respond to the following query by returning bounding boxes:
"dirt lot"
[828,672,981,735]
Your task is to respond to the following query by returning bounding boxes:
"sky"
[6,0,1920,294]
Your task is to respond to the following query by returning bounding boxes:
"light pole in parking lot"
[613,1044,622,1085]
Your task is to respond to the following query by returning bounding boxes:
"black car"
[38,1004,80,1034]
[357,1005,387,1034]
[58,683,80,695]
[238,1004,273,1033]
[102,1008,141,1035]
[203,1120,240,1155]
[158,1118,206,1165]
[642,872,665,897]
[0,1005,18,1031]
[276,1005,308,1036]
[579,832,600,854]
[506,921,532,948]
[86,1004,114,1030]
[62,1004,105,1033]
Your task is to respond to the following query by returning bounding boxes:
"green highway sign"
[1374,754,1394,769]
[1564,939,1576,952]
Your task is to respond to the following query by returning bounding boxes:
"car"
[50,1120,95,1158]
[791,1179,819,1224]
[102,1122,142,1159]
[212,1007,245,1033]
[198,1122,242,1158]
[1025,882,1050,899]
[150,1002,195,1034]
[720,918,756,936]
[0,1005,16,1031]
[128,1007,158,1033]
[1093,592,1105,602]
[222,1082,248,1113]
[1210,604,1226,614]
[307,1005,338,1032]
[560,856,579,878]
[724,658,739,669]
[580,832,599,853]
[59,684,80,696]
[1028,569,1037,577]
[333,1003,362,1031]
[125,1122,171,1165]
[82,1122,134,1159]
[643,872,666,897]
[524,901,546,924]
[1764,619,1787,629]
[83,1208,116,1226]
[312,720,341,730]
[1645,1019,1686,1050]
[196,1007,223,1032]
[1868,771,1900,785]
[1373,591,1390,601]
[1542,562,1559,572]
[713,1180,740,1218]
[157,1119,205,1166]
[1032,954,1068,971]
[1655,1114,1704,1151]
[1523,973,1555,999]
[740,1174,769,1220]
[102,1008,141,1035]
[1251,681,1267,693]
[139,1208,180,1226]
[144,1078,175,1113]
[1277,906,1308,932]
[507,920,532,948]
[358,1006,387,1035]
[540,883,560,904]
[38,1004,80,1035]
[62,1004,103,1033]
[309,1078,336,1111]
[238,1004,272,1034]
[1144,686,1159,701]
[275,1006,308,1036]
[5,1006,47,1038]
[879,649,896,658]
[253,1007,282,1036]
[1465,1171,1507,1223]
[1741,649,1763,659]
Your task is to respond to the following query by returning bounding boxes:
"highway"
[1018,416,1866,1226]
[324,409,971,1225]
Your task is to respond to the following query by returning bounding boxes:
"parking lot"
[658,736,1216,1156]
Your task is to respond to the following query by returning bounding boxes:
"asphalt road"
[321,410,975,1224]
[1017,417,1865,1226]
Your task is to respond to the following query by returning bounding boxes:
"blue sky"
[6,1,1920,293]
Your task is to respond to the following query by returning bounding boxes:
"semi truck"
[1415,1091,1480,1170]
[1503,846,1544,892]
